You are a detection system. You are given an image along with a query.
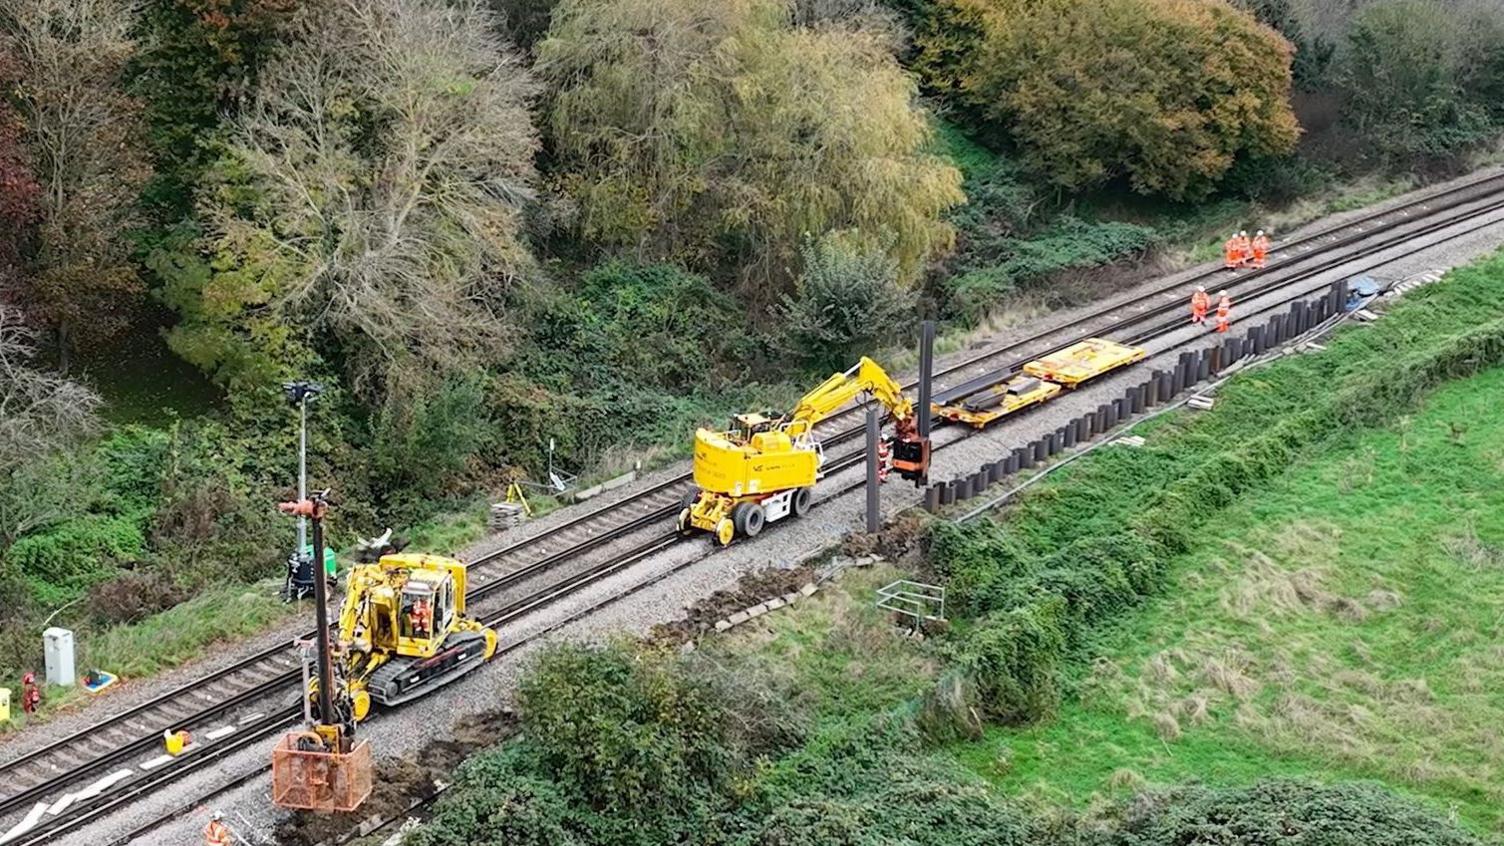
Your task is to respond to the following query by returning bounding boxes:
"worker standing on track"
[1223,232,1243,269]
[204,811,231,846]
[1214,291,1232,333]
[1251,230,1271,268]
[1190,285,1210,324]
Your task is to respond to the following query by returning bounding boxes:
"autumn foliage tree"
[917,0,1301,201]
[538,0,963,288]
[131,0,300,216]
[0,50,38,300]
[171,0,539,396]
[1,0,152,363]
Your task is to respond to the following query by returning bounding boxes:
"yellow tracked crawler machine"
[320,546,498,722]
[680,357,930,546]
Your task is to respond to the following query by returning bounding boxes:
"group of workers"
[1224,230,1272,270]
[1189,286,1233,333]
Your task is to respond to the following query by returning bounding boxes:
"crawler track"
[4,171,1503,845]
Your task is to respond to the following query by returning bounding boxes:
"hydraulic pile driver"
[271,491,372,813]
[680,356,931,546]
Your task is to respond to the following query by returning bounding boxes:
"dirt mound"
[649,564,816,647]
[275,708,519,846]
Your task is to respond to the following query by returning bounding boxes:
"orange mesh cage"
[271,733,373,813]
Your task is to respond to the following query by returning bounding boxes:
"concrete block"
[765,597,786,611]
[715,619,732,632]
[800,583,818,597]
[727,611,750,626]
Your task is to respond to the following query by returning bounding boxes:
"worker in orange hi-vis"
[1251,230,1271,268]
[1235,230,1253,267]
[1223,233,1243,269]
[1190,285,1210,324]
[1214,291,1232,333]
[205,812,231,846]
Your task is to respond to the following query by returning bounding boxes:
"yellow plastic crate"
[1022,339,1146,387]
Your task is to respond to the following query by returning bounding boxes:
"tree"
[174,0,539,396]
[1338,0,1504,159]
[538,0,962,289]
[0,306,99,549]
[130,0,300,217]
[773,236,915,370]
[916,0,1301,201]
[0,49,39,301]
[0,0,151,364]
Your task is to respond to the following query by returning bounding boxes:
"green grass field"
[951,362,1504,833]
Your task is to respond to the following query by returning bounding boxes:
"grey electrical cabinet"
[43,627,75,687]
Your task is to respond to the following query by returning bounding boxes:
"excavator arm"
[785,357,915,438]
[783,356,930,485]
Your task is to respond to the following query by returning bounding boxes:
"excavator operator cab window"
[731,413,777,443]
[400,580,449,641]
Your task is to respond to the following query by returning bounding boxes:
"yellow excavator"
[679,357,931,546]
[319,533,499,722]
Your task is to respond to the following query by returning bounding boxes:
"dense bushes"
[916,0,1300,200]
[409,638,1484,846]
[1337,0,1504,164]
[773,238,916,371]
[1088,781,1484,846]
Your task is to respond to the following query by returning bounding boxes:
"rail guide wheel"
[352,688,371,722]
[715,517,735,547]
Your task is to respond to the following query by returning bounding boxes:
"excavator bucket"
[271,732,373,812]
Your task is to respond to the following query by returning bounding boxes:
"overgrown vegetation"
[2,0,1503,701]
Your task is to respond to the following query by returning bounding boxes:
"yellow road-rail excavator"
[680,357,931,546]
[320,541,498,722]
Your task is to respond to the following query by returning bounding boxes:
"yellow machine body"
[1022,338,1146,387]
[682,357,929,546]
[934,375,1063,428]
[326,553,498,720]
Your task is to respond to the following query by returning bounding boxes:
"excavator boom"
[785,357,914,437]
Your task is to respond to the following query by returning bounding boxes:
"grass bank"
[955,360,1504,831]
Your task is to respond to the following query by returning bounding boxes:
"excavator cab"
[729,412,778,444]
[397,575,455,652]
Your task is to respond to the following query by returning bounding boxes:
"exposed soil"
[648,564,817,647]
[274,707,520,846]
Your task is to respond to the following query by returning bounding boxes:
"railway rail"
[4,170,1504,845]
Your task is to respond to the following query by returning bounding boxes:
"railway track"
[4,170,1503,845]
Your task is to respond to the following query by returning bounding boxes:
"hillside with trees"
[2,0,1503,689]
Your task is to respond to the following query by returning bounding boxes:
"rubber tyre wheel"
[731,503,751,536]
[741,503,766,538]
[792,488,813,518]
[715,518,736,547]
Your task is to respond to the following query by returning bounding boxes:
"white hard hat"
[210,811,222,821]
[1256,229,1264,236]
[1196,285,1205,292]
[1219,290,1229,297]
[1240,230,1248,237]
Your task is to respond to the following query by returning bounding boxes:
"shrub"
[517,643,732,841]
[917,0,1301,200]
[943,217,1157,321]
[728,719,1039,845]
[773,237,917,371]
[1089,780,1486,846]
[406,746,583,846]
[1338,0,1504,164]
[7,515,147,606]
